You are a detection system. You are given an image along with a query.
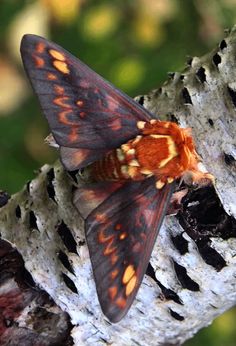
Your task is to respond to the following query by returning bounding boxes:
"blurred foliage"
[0,0,236,344]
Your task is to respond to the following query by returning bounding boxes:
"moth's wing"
[59,146,108,171]
[20,34,153,169]
[73,181,124,219]
[84,177,175,322]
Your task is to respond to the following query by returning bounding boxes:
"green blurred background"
[0,0,235,344]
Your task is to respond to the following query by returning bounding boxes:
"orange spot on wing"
[59,110,77,126]
[125,275,137,296]
[54,85,64,95]
[54,96,70,108]
[69,127,78,142]
[110,253,118,265]
[79,112,86,118]
[110,269,119,279]
[98,228,113,243]
[116,297,126,309]
[115,224,122,231]
[119,232,127,240]
[49,49,66,61]
[108,286,118,300]
[103,239,116,255]
[123,265,135,284]
[53,60,69,74]
[36,42,45,53]
[76,100,84,106]
[59,112,79,145]
[68,149,89,167]
[34,56,44,68]
[110,118,122,131]
[96,214,108,223]
[47,72,57,80]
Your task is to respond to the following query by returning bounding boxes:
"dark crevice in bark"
[15,205,21,219]
[46,168,56,202]
[186,56,193,66]
[58,250,75,275]
[169,308,185,321]
[196,67,206,83]
[146,264,183,305]
[171,234,189,255]
[173,261,200,291]
[224,153,235,166]
[208,118,214,127]
[26,181,31,193]
[227,86,236,108]
[29,211,39,231]
[212,53,221,67]
[61,272,78,294]
[168,72,175,80]
[182,87,192,105]
[137,95,145,105]
[67,170,79,184]
[196,239,226,271]
[57,221,78,255]
[177,186,236,270]
[219,39,227,50]
[178,186,236,240]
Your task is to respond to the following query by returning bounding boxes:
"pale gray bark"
[0,26,236,346]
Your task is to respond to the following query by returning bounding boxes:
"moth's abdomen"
[91,149,126,181]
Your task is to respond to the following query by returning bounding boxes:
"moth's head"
[171,125,215,187]
[176,127,199,168]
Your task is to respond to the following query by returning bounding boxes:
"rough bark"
[0,26,236,346]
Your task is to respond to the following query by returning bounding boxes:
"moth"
[20,34,213,323]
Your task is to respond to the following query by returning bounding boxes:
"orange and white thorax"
[91,119,213,189]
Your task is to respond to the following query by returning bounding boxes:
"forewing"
[85,177,174,322]
[20,34,152,169]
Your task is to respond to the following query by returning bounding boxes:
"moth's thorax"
[91,120,213,188]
